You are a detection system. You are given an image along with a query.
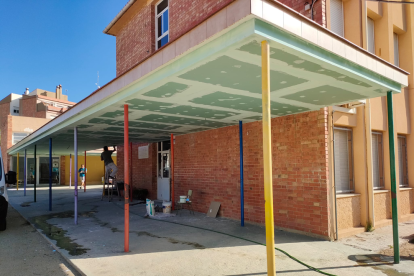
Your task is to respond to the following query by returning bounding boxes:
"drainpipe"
[310,0,319,21]
[331,110,339,240]
[364,100,375,229]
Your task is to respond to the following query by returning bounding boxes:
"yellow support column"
[261,40,276,276]
[17,153,19,191]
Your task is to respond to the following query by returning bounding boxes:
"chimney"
[55,85,62,99]
[24,88,29,95]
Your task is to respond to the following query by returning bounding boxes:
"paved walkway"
[6,186,414,276]
[0,204,80,276]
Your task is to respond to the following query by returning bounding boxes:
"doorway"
[157,140,170,201]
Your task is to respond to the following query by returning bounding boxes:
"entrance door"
[157,141,170,201]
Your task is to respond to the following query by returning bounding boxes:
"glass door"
[157,140,170,201]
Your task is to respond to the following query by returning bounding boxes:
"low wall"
[400,188,414,216]
[374,190,391,222]
[337,195,361,230]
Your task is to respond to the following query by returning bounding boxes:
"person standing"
[78,164,87,190]
[101,146,118,180]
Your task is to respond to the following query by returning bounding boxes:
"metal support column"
[17,153,19,191]
[261,40,276,276]
[387,91,400,264]
[24,149,27,196]
[34,145,37,202]
[239,121,244,227]
[70,154,72,188]
[49,138,52,211]
[171,133,174,210]
[124,104,130,252]
[130,142,132,202]
[74,127,78,225]
[84,151,86,192]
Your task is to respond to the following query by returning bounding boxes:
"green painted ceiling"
[10,18,403,155]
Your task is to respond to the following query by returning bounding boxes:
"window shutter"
[394,33,399,67]
[372,133,381,188]
[334,129,351,192]
[330,0,344,37]
[367,18,375,54]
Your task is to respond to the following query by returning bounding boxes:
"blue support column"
[74,127,78,225]
[24,149,27,196]
[34,145,36,202]
[49,138,52,211]
[239,120,244,227]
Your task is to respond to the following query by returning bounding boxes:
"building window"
[394,33,399,67]
[398,135,408,187]
[334,128,354,193]
[367,17,375,54]
[330,0,344,37]
[13,107,19,115]
[156,0,169,49]
[12,132,28,145]
[372,132,384,189]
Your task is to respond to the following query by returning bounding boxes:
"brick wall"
[116,143,157,198]
[116,109,331,237]
[20,97,38,117]
[277,0,326,27]
[169,0,234,40]
[0,102,12,172]
[116,5,155,76]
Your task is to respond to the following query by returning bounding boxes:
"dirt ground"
[381,234,414,261]
[340,220,414,262]
[0,205,81,276]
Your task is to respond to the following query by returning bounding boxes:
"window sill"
[374,190,390,194]
[336,193,360,198]
[400,187,413,191]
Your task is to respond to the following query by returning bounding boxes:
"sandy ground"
[0,205,81,276]
[339,220,414,261]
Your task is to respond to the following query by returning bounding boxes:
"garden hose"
[118,203,336,276]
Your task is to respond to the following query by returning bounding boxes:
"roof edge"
[103,0,137,36]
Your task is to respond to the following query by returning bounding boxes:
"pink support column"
[124,104,130,252]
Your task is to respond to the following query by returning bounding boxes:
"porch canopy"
[8,5,408,157]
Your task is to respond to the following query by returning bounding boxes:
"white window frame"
[330,0,344,37]
[394,33,399,67]
[155,0,169,50]
[334,127,355,193]
[372,132,385,190]
[12,132,28,145]
[398,135,408,187]
[367,17,375,54]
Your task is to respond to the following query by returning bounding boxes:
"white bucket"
[179,196,187,203]
[162,201,172,213]
[146,198,151,214]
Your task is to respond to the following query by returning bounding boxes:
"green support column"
[387,91,400,264]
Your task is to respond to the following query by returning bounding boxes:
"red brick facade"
[169,0,234,40]
[116,109,331,238]
[278,0,326,27]
[0,102,12,172]
[117,143,158,199]
[116,5,155,76]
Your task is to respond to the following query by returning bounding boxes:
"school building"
[7,0,414,244]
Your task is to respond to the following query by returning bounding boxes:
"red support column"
[124,104,130,252]
[171,133,174,210]
[130,142,133,202]
[84,151,86,192]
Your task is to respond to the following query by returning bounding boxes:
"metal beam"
[171,133,174,210]
[239,120,244,227]
[24,149,26,196]
[49,138,52,211]
[124,104,130,252]
[74,127,78,225]
[34,145,36,202]
[70,154,72,188]
[261,40,276,276]
[387,91,400,264]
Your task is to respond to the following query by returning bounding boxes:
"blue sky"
[0,0,127,103]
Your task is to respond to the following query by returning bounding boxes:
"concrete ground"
[5,186,414,276]
[0,204,80,276]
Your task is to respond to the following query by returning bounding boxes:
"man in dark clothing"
[101,146,118,179]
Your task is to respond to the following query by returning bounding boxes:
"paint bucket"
[149,201,155,216]
[162,201,172,213]
[179,196,186,203]
[146,198,151,214]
